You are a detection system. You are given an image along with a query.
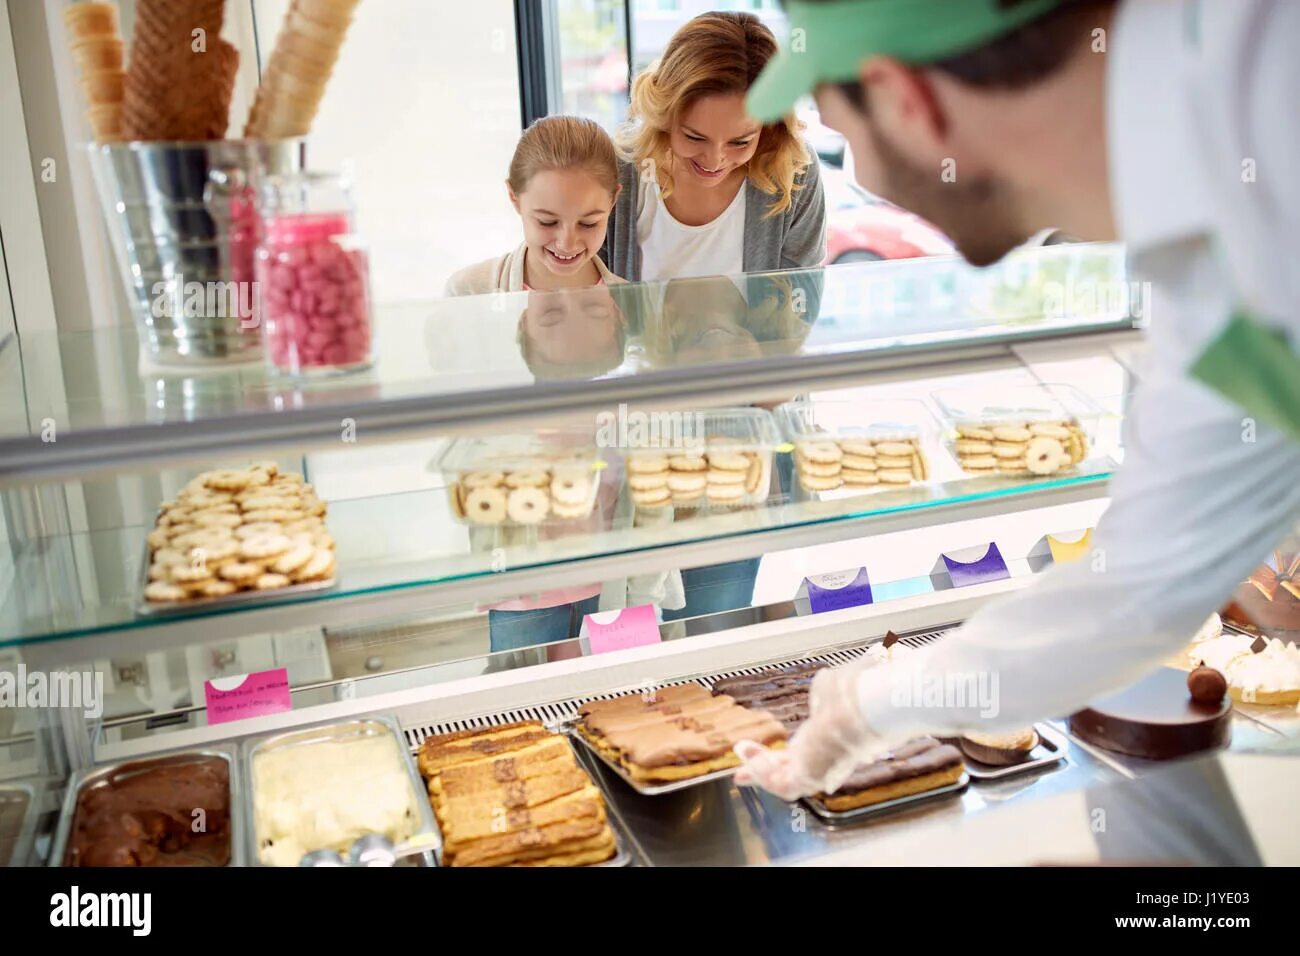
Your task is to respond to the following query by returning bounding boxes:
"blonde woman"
[601,11,827,282]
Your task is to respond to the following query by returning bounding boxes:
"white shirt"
[855,0,1300,740]
[636,174,746,282]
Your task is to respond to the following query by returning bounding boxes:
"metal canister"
[86,139,307,364]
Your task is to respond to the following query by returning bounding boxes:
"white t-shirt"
[636,175,746,282]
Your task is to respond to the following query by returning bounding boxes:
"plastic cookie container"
[436,430,605,527]
[776,398,936,494]
[931,383,1103,478]
[623,407,781,510]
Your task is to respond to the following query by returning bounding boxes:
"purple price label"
[942,543,1010,587]
[806,568,874,613]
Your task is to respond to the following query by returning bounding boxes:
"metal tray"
[134,537,338,617]
[560,719,745,797]
[802,771,969,825]
[243,714,441,867]
[413,729,631,867]
[48,745,245,867]
[958,723,1069,781]
[0,781,40,867]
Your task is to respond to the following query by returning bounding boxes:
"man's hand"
[734,661,884,800]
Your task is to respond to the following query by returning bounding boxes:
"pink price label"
[204,668,292,725]
[583,605,661,655]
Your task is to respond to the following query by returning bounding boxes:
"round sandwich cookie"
[708,451,750,472]
[795,440,842,465]
[506,486,550,524]
[874,441,914,458]
[667,472,707,494]
[667,454,707,472]
[628,454,670,474]
[801,473,841,491]
[707,481,746,502]
[992,424,1033,443]
[464,487,507,525]
[840,453,878,471]
[504,470,550,489]
[707,468,747,486]
[551,471,591,506]
[956,424,996,441]
[462,470,504,489]
[796,457,840,479]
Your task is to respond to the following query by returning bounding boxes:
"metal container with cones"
[87,139,307,364]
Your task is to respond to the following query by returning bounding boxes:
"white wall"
[252,0,524,303]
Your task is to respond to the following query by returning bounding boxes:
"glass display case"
[4,245,1293,868]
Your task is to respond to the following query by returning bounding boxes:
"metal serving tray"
[0,781,40,867]
[48,745,245,867]
[243,715,441,867]
[802,771,969,825]
[959,722,1069,781]
[134,537,337,617]
[560,719,746,797]
[411,729,631,867]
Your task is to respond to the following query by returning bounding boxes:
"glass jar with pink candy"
[254,171,374,375]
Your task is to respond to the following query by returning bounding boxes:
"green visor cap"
[747,0,1067,122]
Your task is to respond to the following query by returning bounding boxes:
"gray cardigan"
[599,152,828,281]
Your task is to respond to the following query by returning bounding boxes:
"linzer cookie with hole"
[575,684,787,783]
[417,724,616,866]
[951,418,1088,477]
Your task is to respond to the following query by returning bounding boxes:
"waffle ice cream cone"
[64,1,120,40]
[122,0,237,141]
[245,0,358,139]
[87,103,124,141]
[81,68,125,103]
[72,37,124,73]
[64,3,127,142]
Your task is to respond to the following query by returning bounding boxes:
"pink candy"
[255,213,373,373]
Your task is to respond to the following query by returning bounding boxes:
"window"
[252,0,524,302]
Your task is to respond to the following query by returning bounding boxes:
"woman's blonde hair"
[507,115,620,198]
[618,11,809,218]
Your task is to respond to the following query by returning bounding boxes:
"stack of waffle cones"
[63,2,126,142]
[245,0,359,138]
[121,0,239,140]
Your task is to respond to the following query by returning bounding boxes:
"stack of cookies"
[63,2,127,142]
[793,434,928,492]
[417,722,618,867]
[626,444,769,510]
[143,463,336,604]
[952,419,1088,477]
[244,0,359,138]
[449,460,597,526]
[119,0,240,141]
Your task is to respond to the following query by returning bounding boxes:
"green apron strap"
[1190,311,1300,444]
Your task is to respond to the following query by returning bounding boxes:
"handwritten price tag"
[582,605,661,655]
[204,668,292,725]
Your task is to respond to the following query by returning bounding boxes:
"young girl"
[446,115,624,295]
[601,11,827,282]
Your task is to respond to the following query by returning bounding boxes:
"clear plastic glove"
[733,659,883,801]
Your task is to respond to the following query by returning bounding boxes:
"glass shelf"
[0,243,1134,482]
[0,457,1115,653]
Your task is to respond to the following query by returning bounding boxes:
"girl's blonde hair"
[508,115,619,197]
[618,11,810,218]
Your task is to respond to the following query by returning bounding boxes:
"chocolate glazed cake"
[1068,667,1231,760]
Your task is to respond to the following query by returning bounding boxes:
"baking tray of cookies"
[958,722,1069,781]
[801,772,970,825]
[776,398,935,495]
[557,718,748,797]
[133,541,338,616]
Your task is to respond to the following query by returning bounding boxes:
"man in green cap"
[735,0,1300,800]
